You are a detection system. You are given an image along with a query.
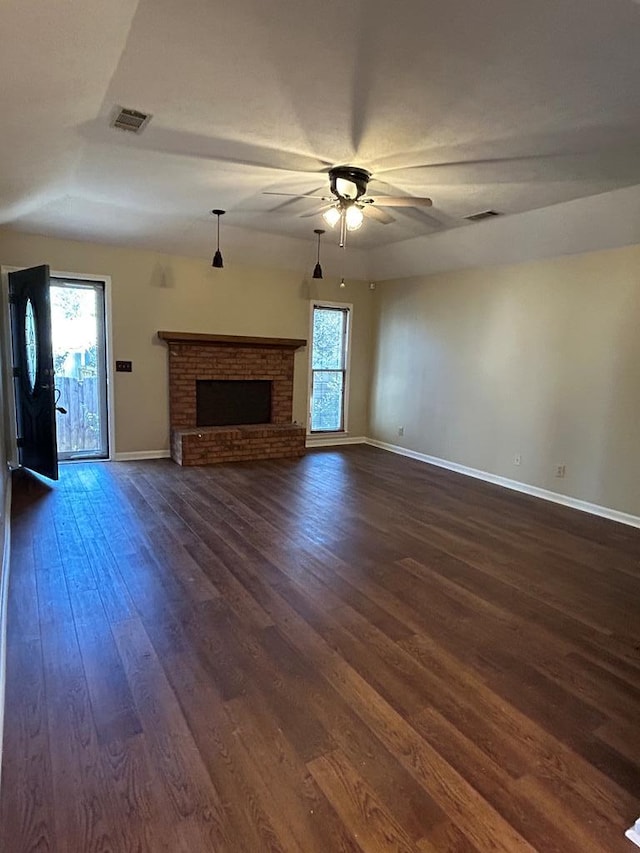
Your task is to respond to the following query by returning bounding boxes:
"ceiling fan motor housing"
[329,166,371,201]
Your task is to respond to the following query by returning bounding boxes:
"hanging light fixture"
[312,228,325,279]
[211,209,225,268]
[339,277,346,289]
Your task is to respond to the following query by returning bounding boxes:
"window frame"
[307,300,352,435]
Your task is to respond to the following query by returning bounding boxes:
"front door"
[9,265,59,480]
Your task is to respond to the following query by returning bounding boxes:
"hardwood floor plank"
[0,638,56,853]
[224,694,363,853]
[399,631,638,824]
[34,543,145,851]
[66,585,142,747]
[111,616,239,850]
[307,749,416,852]
[249,624,448,842]
[296,644,536,851]
[146,635,305,851]
[411,706,619,853]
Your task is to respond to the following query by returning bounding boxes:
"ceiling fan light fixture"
[211,209,225,269]
[345,205,364,231]
[335,178,358,199]
[323,206,341,228]
[329,166,371,201]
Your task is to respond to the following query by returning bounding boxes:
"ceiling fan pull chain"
[339,211,347,248]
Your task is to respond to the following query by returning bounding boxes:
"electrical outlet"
[115,360,132,372]
[555,464,566,478]
[514,454,522,466]
[397,426,404,437]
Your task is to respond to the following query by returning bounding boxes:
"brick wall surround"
[168,343,295,427]
[159,332,307,466]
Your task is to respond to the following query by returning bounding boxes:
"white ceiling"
[2,0,640,265]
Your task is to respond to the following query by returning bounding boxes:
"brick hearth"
[158,332,307,465]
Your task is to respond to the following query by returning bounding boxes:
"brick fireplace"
[158,331,307,465]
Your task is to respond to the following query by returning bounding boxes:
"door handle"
[53,386,66,414]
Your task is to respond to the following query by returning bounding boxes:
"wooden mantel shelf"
[157,331,307,350]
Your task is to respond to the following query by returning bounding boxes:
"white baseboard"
[113,450,171,461]
[0,469,13,788]
[626,819,640,848]
[306,435,367,448]
[365,438,640,530]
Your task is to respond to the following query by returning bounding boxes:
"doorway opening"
[50,278,109,460]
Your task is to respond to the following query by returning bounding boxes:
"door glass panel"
[25,298,37,393]
[50,280,109,459]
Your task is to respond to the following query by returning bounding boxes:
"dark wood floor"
[1,447,639,852]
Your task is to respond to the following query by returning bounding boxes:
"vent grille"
[465,209,501,222]
[111,107,151,134]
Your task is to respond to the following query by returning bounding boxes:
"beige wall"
[0,230,374,454]
[370,244,640,517]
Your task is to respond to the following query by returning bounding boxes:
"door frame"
[1,266,115,465]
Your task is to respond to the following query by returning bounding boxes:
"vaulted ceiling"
[2,0,640,261]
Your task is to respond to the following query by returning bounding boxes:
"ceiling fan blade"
[370,178,461,231]
[263,192,330,200]
[300,204,332,219]
[84,118,336,174]
[365,205,395,225]
[373,141,640,187]
[368,196,433,207]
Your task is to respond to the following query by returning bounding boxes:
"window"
[309,302,351,433]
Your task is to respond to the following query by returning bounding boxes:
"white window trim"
[307,300,353,436]
[0,266,115,465]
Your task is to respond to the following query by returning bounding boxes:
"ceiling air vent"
[465,209,501,222]
[111,107,151,134]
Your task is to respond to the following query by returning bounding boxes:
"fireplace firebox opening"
[196,379,272,427]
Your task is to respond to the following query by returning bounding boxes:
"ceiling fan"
[263,165,433,246]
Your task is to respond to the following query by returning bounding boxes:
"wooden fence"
[55,376,102,454]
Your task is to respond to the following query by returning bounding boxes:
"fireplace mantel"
[158,331,306,350]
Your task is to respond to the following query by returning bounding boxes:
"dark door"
[9,265,59,480]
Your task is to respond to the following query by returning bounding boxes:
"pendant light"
[211,209,225,268]
[312,228,325,279]
[339,277,346,289]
